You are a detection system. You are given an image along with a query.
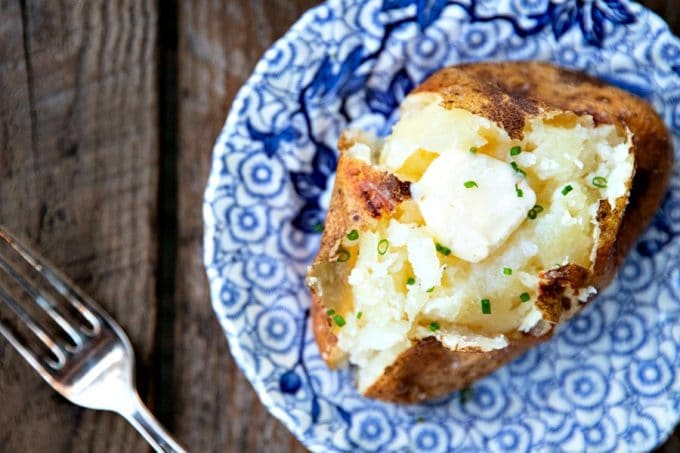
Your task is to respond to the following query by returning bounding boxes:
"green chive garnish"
[347,229,359,240]
[592,176,608,188]
[416,416,425,423]
[377,239,389,255]
[510,146,522,156]
[337,249,350,262]
[406,277,415,286]
[326,309,335,316]
[469,146,478,154]
[511,162,526,177]
[429,321,440,332]
[313,223,324,233]
[435,242,451,256]
[527,204,543,220]
[561,185,573,196]
[356,311,363,320]
[333,315,346,327]
[426,287,435,293]
[503,267,512,275]
[464,180,478,189]
[515,184,524,198]
[520,292,530,302]
[481,299,491,314]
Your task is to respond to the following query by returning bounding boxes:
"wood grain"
[172,1,318,451]
[0,0,158,451]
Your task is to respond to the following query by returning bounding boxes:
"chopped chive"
[347,229,359,240]
[336,249,350,262]
[429,321,440,332]
[435,242,451,256]
[510,146,522,156]
[592,176,608,188]
[333,314,346,327]
[406,277,416,286]
[416,416,425,423]
[426,287,435,293]
[459,387,473,404]
[469,146,478,154]
[313,222,324,233]
[464,180,478,189]
[326,309,335,316]
[515,184,524,198]
[377,239,389,255]
[527,204,543,220]
[561,185,573,196]
[356,311,363,320]
[503,267,512,275]
[510,161,526,177]
[481,299,491,314]
[520,292,530,302]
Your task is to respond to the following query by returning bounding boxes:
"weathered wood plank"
[0,0,158,451]
[173,1,317,451]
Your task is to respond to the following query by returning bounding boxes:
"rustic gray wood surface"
[172,1,314,451]
[0,1,677,452]
[0,0,158,452]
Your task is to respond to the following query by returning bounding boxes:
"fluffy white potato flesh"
[338,93,634,392]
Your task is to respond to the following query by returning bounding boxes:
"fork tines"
[0,226,100,375]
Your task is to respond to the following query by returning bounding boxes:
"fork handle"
[121,394,187,453]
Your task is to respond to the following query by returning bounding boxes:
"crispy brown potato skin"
[365,333,548,402]
[308,62,673,403]
[309,146,410,366]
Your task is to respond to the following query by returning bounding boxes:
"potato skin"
[309,142,410,366]
[364,333,549,402]
[311,133,410,265]
[307,61,673,403]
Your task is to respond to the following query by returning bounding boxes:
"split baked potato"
[305,61,673,403]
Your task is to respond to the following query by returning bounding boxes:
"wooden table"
[0,1,677,451]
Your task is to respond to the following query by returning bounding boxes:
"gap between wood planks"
[155,0,179,432]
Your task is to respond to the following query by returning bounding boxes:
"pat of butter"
[411,151,536,263]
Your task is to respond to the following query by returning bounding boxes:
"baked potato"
[305,61,673,403]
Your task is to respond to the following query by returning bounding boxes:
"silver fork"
[0,227,186,453]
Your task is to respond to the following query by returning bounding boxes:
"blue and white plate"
[203,1,680,451]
